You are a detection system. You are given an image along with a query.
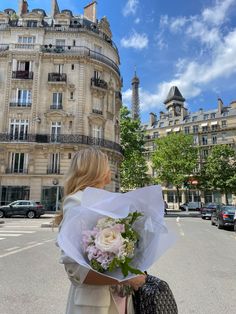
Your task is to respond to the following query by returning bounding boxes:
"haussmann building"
[0,0,123,210]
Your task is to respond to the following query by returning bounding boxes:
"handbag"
[133,273,178,314]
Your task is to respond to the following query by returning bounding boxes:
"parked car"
[179,202,202,211]
[0,200,45,219]
[234,211,236,232]
[201,203,221,219]
[211,205,236,229]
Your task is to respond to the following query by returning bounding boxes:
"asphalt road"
[0,216,236,314]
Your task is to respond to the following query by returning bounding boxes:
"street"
[0,216,236,314]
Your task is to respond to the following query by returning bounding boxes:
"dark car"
[211,205,236,229]
[201,203,221,219]
[234,211,236,232]
[0,200,45,219]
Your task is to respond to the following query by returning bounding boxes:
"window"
[211,113,216,119]
[203,114,209,120]
[9,119,29,140]
[174,120,179,125]
[52,93,62,109]
[202,126,208,132]
[223,111,228,117]
[69,121,73,129]
[18,36,35,44]
[193,125,199,134]
[70,92,74,100]
[16,61,31,71]
[159,122,164,128]
[27,20,37,27]
[211,124,218,131]
[16,89,32,106]
[92,125,102,138]
[73,40,76,46]
[51,122,61,142]
[55,64,64,74]
[48,153,60,174]
[222,120,227,128]
[192,116,197,122]
[93,97,102,114]
[169,121,173,126]
[10,152,28,173]
[184,127,190,134]
[193,135,198,145]
[68,153,72,159]
[56,39,65,48]
[71,64,74,70]
[202,135,208,145]
[212,134,217,144]
[222,132,226,141]
[202,149,208,158]
[94,70,102,80]
[153,132,159,138]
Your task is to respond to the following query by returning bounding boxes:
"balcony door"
[51,122,61,142]
[9,119,29,140]
[10,152,28,173]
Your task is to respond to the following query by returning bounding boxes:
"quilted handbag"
[133,274,178,314]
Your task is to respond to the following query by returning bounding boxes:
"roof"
[164,86,185,104]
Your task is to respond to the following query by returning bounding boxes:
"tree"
[204,145,236,204]
[120,106,149,191]
[152,132,198,208]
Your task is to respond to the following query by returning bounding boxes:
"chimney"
[149,112,157,126]
[84,1,97,23]
[18,0,28,16]
[218,98,223,114]
[51,0,60,17]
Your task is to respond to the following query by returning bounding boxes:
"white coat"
[59,191,134,314]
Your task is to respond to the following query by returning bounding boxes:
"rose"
[95,227,124,254]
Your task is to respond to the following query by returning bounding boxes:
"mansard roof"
[164,86,185,104]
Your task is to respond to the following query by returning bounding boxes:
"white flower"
[95,227,124,254]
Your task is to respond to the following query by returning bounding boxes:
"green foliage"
[203,145,236,202]
[120,106,150,190]
[152,132,198,204]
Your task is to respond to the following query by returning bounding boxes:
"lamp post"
[52,178,59,212]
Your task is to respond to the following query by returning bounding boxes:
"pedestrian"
[55,147,146,314]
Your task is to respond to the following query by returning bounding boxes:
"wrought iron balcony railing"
[12,71,34,79]
[5,168,28,174]
[0,133,122,153]
[9,102,32,107]
[91,77,108,90]
[47,168,61,174]
[48,73,67,82]
[92,109,103,115]
[41,45,120,77]
[0,44,9,51]
[50,104,63,110]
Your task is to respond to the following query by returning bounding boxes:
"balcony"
[12,71,33,80]
[0,133,123,153]
[9,102,32,108]
[0,44,9,51]
[50,104,63,110]
[41,45,120,77]
[92,109,103,115]
[48,73,67,83]
[91,77,108,90]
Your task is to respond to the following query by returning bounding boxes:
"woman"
[56,147,146,314]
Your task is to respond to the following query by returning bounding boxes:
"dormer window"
[27,20,37,27]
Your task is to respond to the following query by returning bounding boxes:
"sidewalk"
[165,210,201,218]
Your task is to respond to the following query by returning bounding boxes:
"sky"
[1,0,236,123]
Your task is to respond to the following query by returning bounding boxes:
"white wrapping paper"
[57,185,175,282]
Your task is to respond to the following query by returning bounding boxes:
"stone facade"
[144,86,236,208]
[0,1,123,210]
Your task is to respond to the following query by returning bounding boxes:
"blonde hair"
[54,147,110,226]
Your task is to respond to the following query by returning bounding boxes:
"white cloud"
[202,0,235,25]
[134,18,140,24]
[123,28,236,112]
[121,31,149,49]
[123,0,139,17]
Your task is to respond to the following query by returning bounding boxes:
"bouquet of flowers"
[82,212,144,277]
[57,185,175,281]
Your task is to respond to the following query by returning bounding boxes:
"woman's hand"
[123,274,146,291]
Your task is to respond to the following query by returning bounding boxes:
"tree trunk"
[176,186,180,209]
[225,191,229,205]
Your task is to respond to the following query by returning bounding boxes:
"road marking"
[0,230,35,234]
[4,225,39,228]
[0,238,5,240]
[0,239,55,258]
[5,246,20,251]
[176,220,185,236]
[27,241,37,245]
[0,233,21,237]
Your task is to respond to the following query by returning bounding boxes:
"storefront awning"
[210,121,218,125]
[166,128,172,133]
[201,123,208,127]
[173,127,180,132]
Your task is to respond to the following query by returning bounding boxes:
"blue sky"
[1,0,236,123]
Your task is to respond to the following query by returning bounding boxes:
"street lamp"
[52,178,59,212]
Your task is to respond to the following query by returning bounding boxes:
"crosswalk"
[0,220,42,241]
